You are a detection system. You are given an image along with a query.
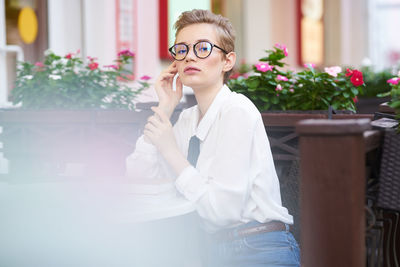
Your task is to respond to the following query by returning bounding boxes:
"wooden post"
[296,119,370,267]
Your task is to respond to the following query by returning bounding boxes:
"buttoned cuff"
[175,165,207,202]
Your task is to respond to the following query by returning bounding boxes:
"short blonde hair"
[174,9,235,84]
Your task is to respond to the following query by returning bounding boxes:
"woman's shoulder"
[222,90,261,120]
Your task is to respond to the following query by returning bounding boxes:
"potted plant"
[229,44,365,112]
[0,49,152,178]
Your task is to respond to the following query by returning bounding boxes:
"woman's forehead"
[176,23,218,44]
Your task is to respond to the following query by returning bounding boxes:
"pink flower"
[353,96,359,103]
[304,63,316,68]
[35,62,45,68]
[255,62,273,72]
[104,64,119,70]
[387,77,400,85]
[277,75,288,81]
[87,56,98,62]
[324,66,342,77]
[275,84,283,91]
[88,62,99,70]
[276,94,280,97]
[118,49,135,57]
[140,75,151,81]
[274,43,288,57]
[289,88,294,93]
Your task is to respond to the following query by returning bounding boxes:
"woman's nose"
[185,47,197,61]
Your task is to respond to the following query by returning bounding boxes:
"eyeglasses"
[169,41,228,61]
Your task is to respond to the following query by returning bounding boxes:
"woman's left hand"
[144,106,179,155]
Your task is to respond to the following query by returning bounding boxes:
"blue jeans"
[203,221,300,267]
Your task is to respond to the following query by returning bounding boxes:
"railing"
[293,117,399,267]
[262,112,374,244]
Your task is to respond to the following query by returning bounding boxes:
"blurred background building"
[1,0,400,106]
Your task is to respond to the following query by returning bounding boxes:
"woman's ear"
[223,52,236,72]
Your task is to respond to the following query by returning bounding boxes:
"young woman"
[126,9,300,267]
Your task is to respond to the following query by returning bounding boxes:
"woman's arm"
[126,62,185,178]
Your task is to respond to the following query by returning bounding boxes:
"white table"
[0,179,200,267]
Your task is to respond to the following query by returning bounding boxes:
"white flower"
[44,49,53,56]
[49,74,62,80]
[23,75,33,80]
[361,57,372,67]
[324,66,342,77]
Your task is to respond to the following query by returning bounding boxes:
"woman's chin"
[180,77,202,88]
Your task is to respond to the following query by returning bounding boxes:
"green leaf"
[351,87,359,95]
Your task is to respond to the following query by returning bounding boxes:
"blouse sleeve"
[125,112,186,180]
[175,106,258,226]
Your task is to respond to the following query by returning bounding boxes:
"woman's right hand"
[154,62,183,119]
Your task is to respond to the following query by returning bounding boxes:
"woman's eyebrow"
[175,39,212,45]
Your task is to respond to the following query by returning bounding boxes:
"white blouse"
[126,85,293,233]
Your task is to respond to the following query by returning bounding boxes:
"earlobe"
[223,52,236,72]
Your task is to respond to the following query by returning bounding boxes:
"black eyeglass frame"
[168,41,229,61]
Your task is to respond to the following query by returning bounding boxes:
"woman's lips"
[184,66,201,74]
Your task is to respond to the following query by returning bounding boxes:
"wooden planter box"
[0,105,183,179]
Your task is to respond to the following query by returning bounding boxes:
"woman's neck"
[193,82,223,121]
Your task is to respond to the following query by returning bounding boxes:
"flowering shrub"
[381,72,400,116]
[11,49,149,110]
[228,44,365,112]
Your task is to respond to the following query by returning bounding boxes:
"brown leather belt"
[213,221,287,241]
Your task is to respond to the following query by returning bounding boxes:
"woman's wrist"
[158,102,176,119]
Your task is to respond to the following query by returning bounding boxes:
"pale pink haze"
[35,62,44,68]
[256,62,273,72]
[140,75,151,80]
[277,75,288,81]
[304,63,316,68]
[274,43,288,57]
[289,88,294,93]
[275,84,283,91]
[387,77,400,85]
[324,66,342,77]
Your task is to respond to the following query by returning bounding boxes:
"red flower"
[88,62,99,70]
[65,53,72,59]
[353,96,359,103]
[350,70,364,86]
[345,68,353,77]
